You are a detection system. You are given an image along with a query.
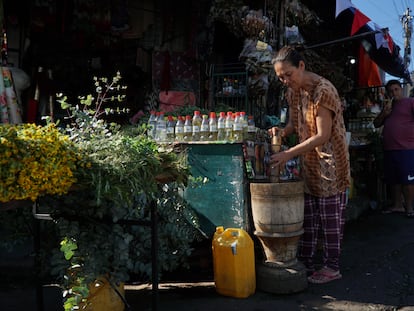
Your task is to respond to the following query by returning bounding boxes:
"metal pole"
[401,8,412,96]
[33,201,44,311]
[151,200,159,310]
[303,30,382,50]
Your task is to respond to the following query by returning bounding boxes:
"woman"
[269,46,350,284]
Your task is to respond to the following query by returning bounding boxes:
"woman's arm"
[270,105,333,165]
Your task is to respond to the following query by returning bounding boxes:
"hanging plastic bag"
[285,25,304,45]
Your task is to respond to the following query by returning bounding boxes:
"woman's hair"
[271,46,304,67]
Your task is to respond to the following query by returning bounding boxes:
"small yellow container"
[212,226,256,298]
[80,277,125,311]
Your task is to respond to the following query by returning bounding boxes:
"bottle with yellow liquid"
[175,116,184,142]
[225,111,234,142]
[183,115,192,141]
[217,112,226,141]
[209,111,218,141]
[192,110,202,141]
[232,112,243,143]
[200,114,210,141]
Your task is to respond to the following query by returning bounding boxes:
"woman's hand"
[269,150,291,168]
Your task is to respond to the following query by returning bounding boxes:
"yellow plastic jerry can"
[212,226,256,298]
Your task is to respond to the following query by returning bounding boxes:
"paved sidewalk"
[125,209,414,311]
[2,209,414,311]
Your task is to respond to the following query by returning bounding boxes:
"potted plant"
[31,72,201,310]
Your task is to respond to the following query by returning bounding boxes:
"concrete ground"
[1,207,414,311]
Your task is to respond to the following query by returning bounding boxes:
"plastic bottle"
[166,115,176,142]
[175,116,185,142]
[225,111,234,142]
[209,111,218,141]
[217,112,226,141]
[147,110,157,139]
[155,111,166,142]
[183,115,193,141]
[280,99,289,127]
[192,110,202,141]
[154,111,160,138]
[232,112,243,143]
[240,111,248,140]
[247,115,256,141]
[200,114,210,141]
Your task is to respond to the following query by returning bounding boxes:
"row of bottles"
[147,110,257,143]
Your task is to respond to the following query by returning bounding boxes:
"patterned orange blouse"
[286,77,350,197]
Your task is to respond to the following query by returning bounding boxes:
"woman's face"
[274,60,304,91]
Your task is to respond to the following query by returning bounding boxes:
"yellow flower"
[0,123,84,202]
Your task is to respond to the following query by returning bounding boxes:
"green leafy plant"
[38,72,201,310]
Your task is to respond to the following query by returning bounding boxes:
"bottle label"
[167,127,174,134]
[280,107,288,124]
[201,125,209,131]
[192,126,200,133]
[184,125,192,133]
[233,124,242,131]
[176,127,184,133]
[210,124,217,132]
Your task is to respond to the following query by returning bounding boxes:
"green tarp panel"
[181,143,249,237]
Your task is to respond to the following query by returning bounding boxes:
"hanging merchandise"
[1,27,7,66]
[47,69,55,122]
[0,72,7,123]
[240,9,274,40]
[285,25,304,45]
[239,38,273,68]
[1,67,22,124]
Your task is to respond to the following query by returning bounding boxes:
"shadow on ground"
[1,209,414,311]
